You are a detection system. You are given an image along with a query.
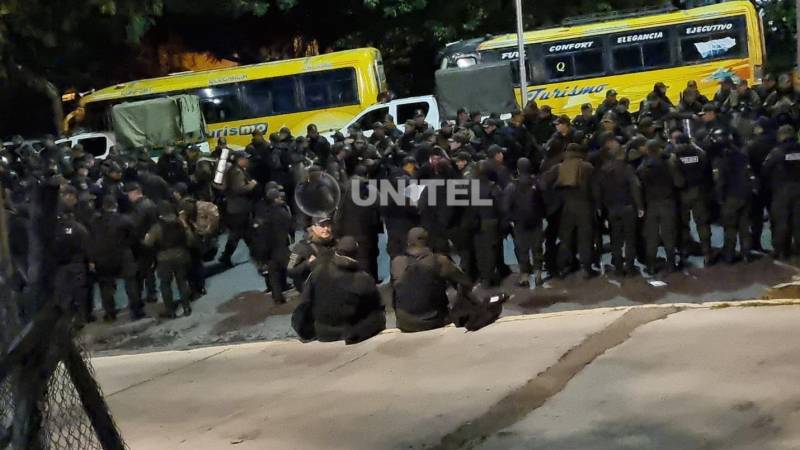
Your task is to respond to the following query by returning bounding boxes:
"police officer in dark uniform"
[745,117,777,251]
[334,165,381,280]
[156,146,188,185]
[302,236,385,344]
[246,130,273,187]
[672,134,713,263]
[698,104,731,162]
[572,103,597,136]
[503,158,545,286]
[542,143,596,278]
[382,156,420,260]
[467,160,507,287]
[713,141,756,263]
[595,89,618,118]
[593,144,644,276]
[125,182,159,304]
[546,115,584,151]
[637,140,683,273]
[88,195,143,321]
[251,188,293,303]
[391,227,474,332]
[307,124,333,167]
[54,185,93,322]
[143,201,195,318]
[219,151,257,267]
[94,160,126,210]
[287,217,337,292]
[762,125,800,259]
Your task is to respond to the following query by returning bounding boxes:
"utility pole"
[515,0,528,109]
[796,0,800,71]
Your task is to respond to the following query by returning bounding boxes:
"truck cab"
[55,132,116,160]
[326,95,440,141]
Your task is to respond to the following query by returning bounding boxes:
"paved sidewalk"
[93,302,800,450]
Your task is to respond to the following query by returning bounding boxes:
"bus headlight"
[456,57,478,68]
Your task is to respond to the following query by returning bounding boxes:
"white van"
[56,132,116,160]
[326,95,441,142]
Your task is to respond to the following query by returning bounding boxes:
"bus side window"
[544,49,603,81]
[545,55,574,80]
[300,68,358,110]
[612,42,671,72]
[241,76,299,117]
[195,84,245,124]
[678,17,747,63]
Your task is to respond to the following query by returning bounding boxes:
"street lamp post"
[515,0,528,109]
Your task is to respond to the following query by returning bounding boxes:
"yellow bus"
[78,48,387,148]
[438,1,765,116]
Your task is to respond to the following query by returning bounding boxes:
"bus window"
[543,38,604,81]
[612,30,672,73]
[300,68,358,110]
[241,76,300,117]
[679,17,747,63]
[196,85,246,124]
[545,50,604,81]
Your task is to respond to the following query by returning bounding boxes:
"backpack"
[194,201,220,237]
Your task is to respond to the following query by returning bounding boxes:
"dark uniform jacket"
[143,219,195,264]
[502,175,545,229]
[304,254,384,342]
[88,212,136,273]
[250,203,293,263]
[391,246,473,323]
[287,235,336,284]
[636,152,683,203]
[225,165,256,215]
[593,159,644,212]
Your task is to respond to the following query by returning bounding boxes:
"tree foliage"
[0,0,797,133]
[759,0,797,73]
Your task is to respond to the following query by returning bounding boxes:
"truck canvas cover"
[435,63,518,119]
[112,95,205,150]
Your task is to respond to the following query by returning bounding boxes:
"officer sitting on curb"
[391,227,505,333]
[292,236,386,344]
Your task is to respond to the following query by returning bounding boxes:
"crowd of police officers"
[4,71,800,343]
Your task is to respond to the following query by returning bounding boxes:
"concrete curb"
[90,299,800,356]
[373,298,800,336]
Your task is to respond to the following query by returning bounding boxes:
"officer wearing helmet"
[143,201,195,318]
[219,150,257,267]
[250,188,293,303]
[762,125,800,259]
[88,195,143,321]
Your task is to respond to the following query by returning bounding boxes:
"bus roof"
[82,47,380,105]
[478,0,757,51]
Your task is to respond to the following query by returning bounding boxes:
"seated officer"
[302,236,385,344]
[391,227,476,332]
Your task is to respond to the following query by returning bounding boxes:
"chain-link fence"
[0,325,126,450]
[1,187,125,450]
